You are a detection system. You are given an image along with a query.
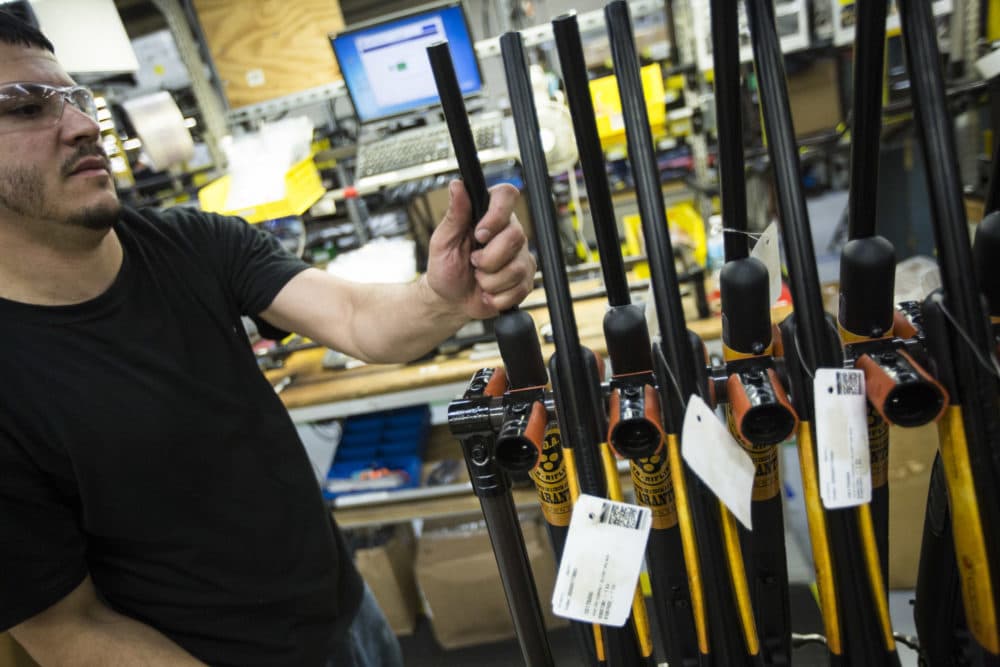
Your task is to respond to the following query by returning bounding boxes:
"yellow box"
[623,201,707,279]
[589,64,666,150]
[198,157,325,223]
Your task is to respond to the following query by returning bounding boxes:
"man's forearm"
[14,601,204,667]
[346,276,469,363]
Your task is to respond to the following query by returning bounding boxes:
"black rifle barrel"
[897,0,1000,436]
[894,5,994,358]
[709,0,750,260]
[604,0,697,428]
[428,41,547,391]
[429,42,489,222]
[501,30,642,667]
[551,14,630,308]
[743,0,834,377]
[847,0,889,241]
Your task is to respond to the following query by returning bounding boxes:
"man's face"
[0,43,120,233]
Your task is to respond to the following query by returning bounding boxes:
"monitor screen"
[331,3,483,124]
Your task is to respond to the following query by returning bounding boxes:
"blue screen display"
[331,4,483,123]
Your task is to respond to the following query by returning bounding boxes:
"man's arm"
[260,182,535,363]
[10,576,205,667]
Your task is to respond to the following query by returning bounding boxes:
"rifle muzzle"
[495,400,548,472]
[608,383,665,459]
[726,367,798,446]
[855,349,948,427]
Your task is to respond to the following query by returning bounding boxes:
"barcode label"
[598,502,643,530]
[551,495,651,627]
[836,372,863,396]
[815,369,872,508]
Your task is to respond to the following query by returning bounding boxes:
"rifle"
[500,30,646,667]
[744,0,901,663]
[430,41,556,667]
[605,1,765,664]
[896,0,1000,663]
[838,0,948,590]
[707,0,798,663]
[551,12,699,666]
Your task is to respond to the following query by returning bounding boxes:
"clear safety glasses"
[0,82,98,135]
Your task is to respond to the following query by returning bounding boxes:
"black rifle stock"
[744,0,901,664]
[500,30,645,667]
[552,13,699,666]
[897,0,1000,662]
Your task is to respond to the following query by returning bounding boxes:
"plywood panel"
[193,0,344,109]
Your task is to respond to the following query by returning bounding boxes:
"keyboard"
[355,114,506,180]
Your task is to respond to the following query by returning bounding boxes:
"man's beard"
[0,148,120,231]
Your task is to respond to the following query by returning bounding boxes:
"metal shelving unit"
[689,0,811,72]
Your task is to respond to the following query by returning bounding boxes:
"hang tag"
[814,369,872,509]
[551,494,651,626]
[681,395,755,529]
[751,222,782,305]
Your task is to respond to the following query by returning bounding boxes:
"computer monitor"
[330,2,483,124]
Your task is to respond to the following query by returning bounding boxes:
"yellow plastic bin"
[197,157,325,224]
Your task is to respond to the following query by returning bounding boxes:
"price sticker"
[551,494,651,627]
[815,369,872,509]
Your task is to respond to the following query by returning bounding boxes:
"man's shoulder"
[122,204,214,231]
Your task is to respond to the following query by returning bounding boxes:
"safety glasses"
[0,82,98,135]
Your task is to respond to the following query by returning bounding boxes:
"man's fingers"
[474,252,535,300]
[435,180,474,246]
[481,279,534,312]
[473,183,520,243]
[472,217,527,272]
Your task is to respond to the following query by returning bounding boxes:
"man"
[0,10,535,666]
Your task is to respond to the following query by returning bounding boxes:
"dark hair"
[0,8,55,53]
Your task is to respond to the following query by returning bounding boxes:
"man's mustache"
[62,145,111,178]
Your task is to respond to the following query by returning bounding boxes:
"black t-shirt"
[0,206,363,666]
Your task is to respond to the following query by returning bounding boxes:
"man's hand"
[425,181,535,319]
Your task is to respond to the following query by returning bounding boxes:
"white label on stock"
[751,222,783,305]
[815,369,872,509]
[681,395,756,529]
[551,494,651,627]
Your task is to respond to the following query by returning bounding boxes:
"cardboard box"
[415,518,566,650]
[787,58,843,137]
[192,0,344,109]
[354,525,420,636]
[887,423,938,589]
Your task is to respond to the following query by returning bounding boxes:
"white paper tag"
[680,395,756,529]
[815,369,872,509]
[750,222,782,305]
[551,494,651,626]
